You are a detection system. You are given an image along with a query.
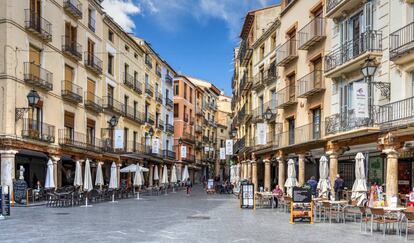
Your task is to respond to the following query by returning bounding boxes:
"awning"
[120,164,149,173]
[17,149,48,159]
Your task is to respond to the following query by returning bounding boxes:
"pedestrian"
[307,176,318,197]
[272,185,283,208]
[334,174,344,201]
[186,178,192,196]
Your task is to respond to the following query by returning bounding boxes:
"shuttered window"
[64,111,75,128]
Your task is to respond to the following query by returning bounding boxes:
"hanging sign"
[225,139,233,155]
[256,123,267,145]
[353,82,369,118]
[220,148,226,160]
[180,146,187,158]
[114,129,124,149]
[152,139,160,154]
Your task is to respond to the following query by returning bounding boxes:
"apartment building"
[0,0,176,194]
[216,95,232,180]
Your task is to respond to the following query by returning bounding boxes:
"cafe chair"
[401,209,414,241]
[343,200,360,223]
[359,206,371,233]
[369,207,399,236]
[322,201,344,223]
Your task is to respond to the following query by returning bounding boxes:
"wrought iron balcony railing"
[61,80,83,103]
[24,62,53,91]
[325,30,382,73]
[390,21,414,61]
[145,113,155,125]
[238,40,253,66]
[298,17,325,50]
[123,73,134,89]
[252,100,277,123]
[276,38,297,66]
[156,91,163,104]
[296,70,324,98]
[195,125,203,133]
[183,132,195,142]
[184,114,189,122]
[264,62,278,84]
[58,129,102,152]
[240,73,253,94]
[157,119,165,131]
[62,36,82,60]
[63,0,83,19]
[253,72,265,91]
[124,105,144,124]
[84,91,103,113]
[166,124,174,134]
[88,15,95,32]
[145,83,154,96]
[276,85,297,108]
[103,96,125,115]
[165,75,173,85]
[134,81,143,94]
[325,110,371,136]
[326,0,344,14]
[163,150,176,160]
[376,96,414,128]
[22,118,55,143]
[25,10,52,42]
[84,52,102,74]
[165,97,173,108]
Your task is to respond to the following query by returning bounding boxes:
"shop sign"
[256,123,267,145]
[353,82,368,118]
[180,146,187,158]
[114,130,124,149]
[152,139,160,154]
[225,140,233,155]
[220,148,225,160]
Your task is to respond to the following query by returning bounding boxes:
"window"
[271,33,276,49]
[134,71,138,86]
[260,44,265,59]
[133,131,138,152]
[183,105,187,119]
[220,139,224,147]
[145,74,149,86]
[184,83,187,99]
[189,87,193,103]
[271,89,277,110]
[88,8,96,32]
[174,104,179,117]
[166,114,169,125]
[312,108,321,139]
[108,53,114,75]
[288,117,295,145]
[64,22,77,46]
[166,89,169,99]
[134,53,138,59]
[259,96,264,114]
[86,119,95,145]
[108,30,114,42]
[125,45,129,52]
[175,84,179,96]
[221,129,224,133]
[64,111,75,140]
[133,101,138,118]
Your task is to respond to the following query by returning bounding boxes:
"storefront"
[15,150,48,188]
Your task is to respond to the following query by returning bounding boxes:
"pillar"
[251,160,257,191]
[159,164,163,183]
[176,163,183,182]
[117,163,121,187]
[0,150,18,200]
[264,159,271,191]
[215,159,220,179]
[298,154,305,186]
[277,156,285,191]
[247,160,252,181]
[384,148,398,206]
[241,160,246,179]
[51,156,60,188]
[149,164,153,187]
[327,152,338,189]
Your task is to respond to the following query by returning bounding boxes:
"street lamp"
[148,127,154,138]
[108,116,118,128]
[178,137,183,145]
[361,58,378,126]
[15,90,41,121]
[263,107,273,121]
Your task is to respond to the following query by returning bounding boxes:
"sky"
[101,0,280,96]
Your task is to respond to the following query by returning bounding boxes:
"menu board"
[240,183,254,209]
[290,187,312,224]
[292,187,311,203]
[1,186,10,216]
[14,180,27,204]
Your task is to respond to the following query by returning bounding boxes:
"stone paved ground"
[0,186,408,243]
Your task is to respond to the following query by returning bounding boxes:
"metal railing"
[145,83,154,96]
[22,118,55,143]
[145,113,155,125]
[325,110,371,135]
[184,114,189,122]
[252,100,277,122]
[264,62,278,84]
[61,80,82,103]
[326,0,344,14]
[276,85,296,108]
[58,129,102,151]
[156,91,163,104]
[238,40,253,65]
[325,30,382,72]
[298,17,325,50]
[123,73,134,88]
[163,150,176,160]
[253,72,265,90]
[165,97,173,108]
[296,70,324,98]
[25,9,52,41]
[195,125,203,133]
[124,105,144,124]
[156,68,162,77]
[84,91,103,113]
[24,62,53,91]
[390,21,414,60]
[276,38,297,66]
[63,0,83,19]
[88,15,95,32]
[134,80,143,94]
[166,124,174,134]
[157,119,164,130]
[240,73,253,92]
[84,52,102,74]
[376,96,414,126]
[103,96,125,115]
[183,132,195,142]
[62,36,82,60]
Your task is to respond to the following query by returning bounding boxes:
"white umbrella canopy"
[120,164,149,173]
[109,162,118,189]
[284,159,299,197]
[182,165,189,181]
[171,165,178,183]
[83,159,93,192]
[317,156,331,198]
[351,152,368,206]
[95,162,104,186]
[153,165,159,181]
[45,159,55,189]
[133,164,143,187]
[74,160,83,187]
[161,165,169,184]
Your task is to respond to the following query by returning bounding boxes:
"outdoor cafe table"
[254,192,276,209]
[371,206,406,235]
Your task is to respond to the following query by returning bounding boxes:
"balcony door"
[288,73,296,102]
[87,78,95,102]
[87,39,95,64]
[86,119,95,146]
[107,85,114,107]
[65,22,77,47]
[29,45,41,78]
[64,64,74,92]
[312,108,321,139]
[288,118,295,145]
[312,58,322,89]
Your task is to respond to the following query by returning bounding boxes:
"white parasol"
[351,153,368,206]
[284,159,299,197]
[153,165,159,181]
[109,162,118,203]
[95,162,104,187]
[171,165,178,183]
[161,165,169,184]
[182,165,189,181]
[74,160,83,187]
[82,159,93,207]
[317,156,331,198]
[45,159,55,189]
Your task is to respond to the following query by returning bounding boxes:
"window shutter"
[64,111,75,128]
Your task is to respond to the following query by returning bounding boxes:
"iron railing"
[145,56,153,68]
[264,62,278,84]
[22,118,55,143]
[61,80,82,103]
[326,0,344,14]
[84,52,103,74]
[156,91,163,104]
[325,110,371,135]
[165,75,173,85]
[63,0,83,19]
[252,100,277,122]
[276,85,296,108]
[134,80,143,94]
[25,9,52,41]
[238,40,253,66]
[145,83,154,96]
[157,119,164,131]
[376,96,414,127]
[24,62,53,91]
[166,124,174,134]
[296,70,324,98]
[145,113,155,125]
[298,17,325,50]
[390,21,414,60]
[58,129,102,151]
[84,91,103,113]
[123,73,134,89]
[165,97,173,108]
[325,30,382,72]
[276,38,297,66]
[62,36,82,60]
[124,105,144,124]
[183,132,195,142]
[103,96,125,115]
[163,150,176,160]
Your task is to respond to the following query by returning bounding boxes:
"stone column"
[176,163,183,182]
[251,160,257,191]
[159,164,163,183]
[51,156,60,188]
[117,163,121,187]
[215,159,220,178]
[277,156,285,191]
[298,154,306,186]
[0,150,18,200]
[247,160,252,181]
[327,152,338,189]
[149,164,153,187]
[384,148,399,206]
[264,159,271,191]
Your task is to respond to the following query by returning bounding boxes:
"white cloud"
[101,0,141,32]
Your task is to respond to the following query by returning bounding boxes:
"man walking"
[334,174,344,201]
[186,178,193,196]
[307,176,318,197]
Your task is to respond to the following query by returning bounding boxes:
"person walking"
[307,176,318,197]
[272,185,283,208]
[186,178,193,196]
[334,174,344,201]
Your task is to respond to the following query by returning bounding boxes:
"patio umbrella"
[161,165,169,195]
[153,165,159,182]
[74,160,83,187]
[133,163,143,200]
[182,165,189,182]
[44,159,55,189]
[95,162,104,188]
[120,164,149,173]
[284,159,298,197]
[351,153,368,206]
[317,156,331,199]
[171,165,177,193]
[109,162,118,203]
[82,159,93,207]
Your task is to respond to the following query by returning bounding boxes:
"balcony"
[240,73,253,95]
[165,75,173,85]
[145,57,153,69]
[276,39,298,66]
[88,15,95,32]
[253,72,265,91]
[24,62,53,91]
[163,150,176,160]
[134,81,143,94]
[196,108,204,116]
[124,106,144,124]
[390,22,414,65]
[84,91,103,113]
[103,96,125,116]
[325,110,375,137]
[264,63,278,85]
[165,97,173,109]
[326,0,362,19]
[238,40,253,67]
[25,10,52,42]
[62,36,82,61]
[84,52,102,75]
[183,132,195,143]
[166,124,174,134]
[183,154,196,163]
[298,17,325,50]
[58,129,102,152]
[155,91,163,104]
[157,119,165,131]
[233,136,245,154]
[22,119,55,143]
[195,125,203,134]
[145,113,155,125]
[61,80,83,104]
[276,85,297,108]
[252,100,277,123]
[376,96,414,130]
[143,145,162,157]
[202,136,209,143]
[63,0,83,19]
[145,83,154,97]
[123,73,134,89]
[296,70,325,98]
[324,30,382,78]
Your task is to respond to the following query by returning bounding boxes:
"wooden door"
[87,79,95,101]
[312,58,322,88]
[30,0,41,15]
[29,46,41,78]
[64,65,74,91]
[87,39,94,63]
